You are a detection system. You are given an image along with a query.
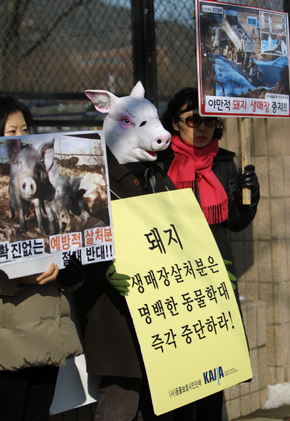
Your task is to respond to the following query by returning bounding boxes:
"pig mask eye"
[140,121,147,127]
[121,117,132,125]
[119,116,134,129]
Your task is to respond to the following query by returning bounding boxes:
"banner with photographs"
[0,130,114,278]
[196,0,290,117]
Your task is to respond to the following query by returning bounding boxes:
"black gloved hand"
[57,253,86,287]
[238,164,260,204]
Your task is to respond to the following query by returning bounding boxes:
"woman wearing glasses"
[160,87,260,421]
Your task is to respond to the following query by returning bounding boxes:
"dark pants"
[95,375,175,421]
[0,365,59,421]
[173,391,223,421]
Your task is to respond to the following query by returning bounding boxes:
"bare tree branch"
[21,0,87,60]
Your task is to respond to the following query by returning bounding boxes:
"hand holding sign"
[106,261,131,296]
[238,165,260,204]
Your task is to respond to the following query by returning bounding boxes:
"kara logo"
[203,366,224,385]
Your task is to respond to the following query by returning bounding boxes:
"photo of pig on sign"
[0,131,114,273]
[196,0,290,117]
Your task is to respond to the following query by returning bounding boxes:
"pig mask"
[85,81,171,164]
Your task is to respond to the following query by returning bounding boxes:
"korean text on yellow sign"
[111,189,252,416]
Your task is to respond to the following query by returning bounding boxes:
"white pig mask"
[85,81,171,164]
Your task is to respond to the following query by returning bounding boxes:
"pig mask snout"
[152,132,171,151]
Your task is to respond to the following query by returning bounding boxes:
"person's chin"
[193,138,210,148]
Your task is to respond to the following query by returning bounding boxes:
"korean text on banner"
[196,0,290,117]
[111,189,252,416]
[0,130,114,278]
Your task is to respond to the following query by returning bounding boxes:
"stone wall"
[223,300,268,420]
[220,116,290,419]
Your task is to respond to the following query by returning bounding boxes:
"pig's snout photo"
[20,177,37,200]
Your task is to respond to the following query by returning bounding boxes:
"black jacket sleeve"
[212,150,259,232]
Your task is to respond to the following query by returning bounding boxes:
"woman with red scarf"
[159,87,260,421]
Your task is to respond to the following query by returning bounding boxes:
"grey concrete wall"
[220,116,290,418]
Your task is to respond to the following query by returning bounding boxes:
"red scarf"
[168,135,228,224]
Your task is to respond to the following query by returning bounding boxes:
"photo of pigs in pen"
[0,132,110,252]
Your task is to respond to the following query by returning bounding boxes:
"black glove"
[57,253,86,287]
[238,164,260,203]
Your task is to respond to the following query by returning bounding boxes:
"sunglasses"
[178,115,217,128]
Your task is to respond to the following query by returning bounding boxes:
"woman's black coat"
[160,146,259,303]
[210,148,259,301]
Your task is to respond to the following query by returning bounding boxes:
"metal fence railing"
[0,0,133,96]
[0,0,285,127]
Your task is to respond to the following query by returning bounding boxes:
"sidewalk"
[232,404,290,420]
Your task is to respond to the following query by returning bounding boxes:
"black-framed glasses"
[178,115,217,128]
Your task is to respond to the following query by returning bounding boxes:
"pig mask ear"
[130,81,145,98]
[85,81,145,112]
[85,90,119,113]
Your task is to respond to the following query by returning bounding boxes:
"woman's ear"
[172,118,179,132]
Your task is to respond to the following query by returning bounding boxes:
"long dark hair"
[162,87,225,140]
[0,96,33,136]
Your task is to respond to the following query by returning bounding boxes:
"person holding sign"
[159,87,260,421]
[78,82,177,420]
[0,96,85,421]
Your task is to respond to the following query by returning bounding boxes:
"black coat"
[77,149,176,378]
[211,148,259,303]
[159,146,259,303]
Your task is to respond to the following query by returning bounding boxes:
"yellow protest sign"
[111,188,252,416]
